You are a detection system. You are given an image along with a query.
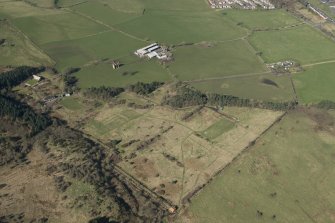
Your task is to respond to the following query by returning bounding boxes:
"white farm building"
[135,43,168,60]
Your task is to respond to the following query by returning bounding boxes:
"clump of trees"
[0,95,51,135]
[316,100,335,110]
[54,175,72,192]
[88,217,117,223]
[84,86,124,100]
[162,86,207,108]
[0,38,6,45]
[42,126,167,222]
[54,0,60,8]
[0,136,30,166]
[127,81,164,95]
[0,66,45,90]
[63,67,80,92]
[207,93,297,110]
[83,82,164,101]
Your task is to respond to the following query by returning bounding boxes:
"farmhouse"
[33,75,42,81]
[135,43,169,60]
[111,60,120,69]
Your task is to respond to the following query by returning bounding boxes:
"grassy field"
[181,109,335,223]
[63,96,283,204]
[56,0,86,7]
[225,9,300,29]
[169,40,267,81]
[99,0,209,11]
[249,25,335,64]
[0,1,61,18]
[71,1,142,26]
[0,20,53,66]
[293,63,335,104]
[60,97,83,110]
[190,73,295,102]
[2,0,335,105]
[53,87,283,205]
[42,31,144,70]
[13,12,107,45]
[74,57,171,88]
[116,10,246,44]
[26,0,55,8]
[199,118,235,140]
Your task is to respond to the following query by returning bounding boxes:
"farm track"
[288,73,299,102]
[184,71,271,83]
[302,59,335,67]
[178,132,194,207]
[64,8,148,43]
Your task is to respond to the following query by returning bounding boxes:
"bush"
[316,100,335,110]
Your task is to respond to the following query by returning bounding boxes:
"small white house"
[33,75,41,81]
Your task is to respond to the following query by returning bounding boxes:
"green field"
[249,25,335,64]
[2,0,335,104]
[294,63,335,104]
[169,40,266,81]
[75,58,171,88]
[225,9,300,29]
[116,10,246,44]
[0,20,53,66]
[71,1,142,26]
[60,97,83,110]
[42,31,144,70]
[0,1,61,18]
[191,74,295,102]
[182,110,335,223]
[56,0,86,7]
[13,12,107,45]
[102,0,209,11]
[200,118,235,140]
[25,0,55,8]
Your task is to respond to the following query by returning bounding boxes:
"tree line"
[0,95,51,135]
[84,86,125,100]
[316,100,335,110]
[0,66,45,90]
[207,93,297,110]
[127,81,164,95]
[84,82,164,100]
[63,67,81,93]
[162,86,207,108]
[163,85,297,111]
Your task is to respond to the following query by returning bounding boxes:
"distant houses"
[208,0,274,9]
[135,43,169,60]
